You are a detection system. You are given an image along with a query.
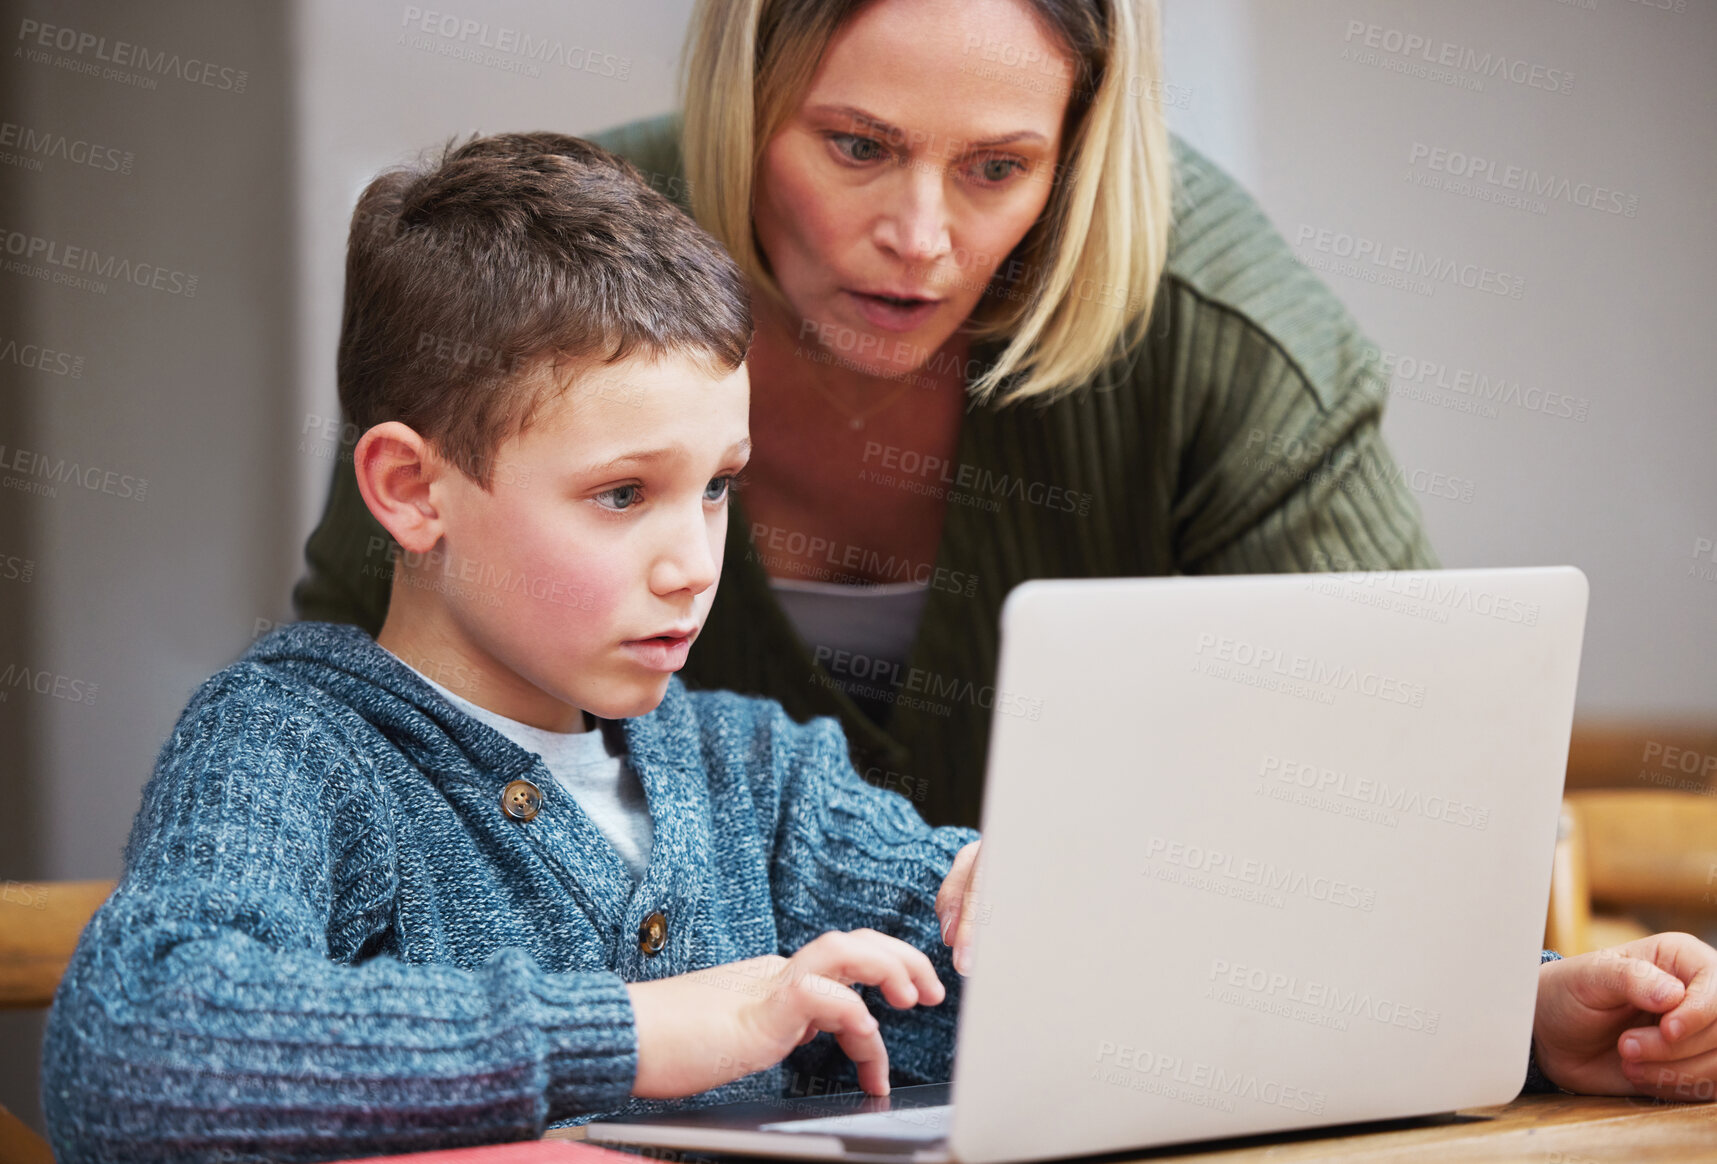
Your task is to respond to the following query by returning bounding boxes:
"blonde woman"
[300,0,1431,833]
[145,2,1709,1148]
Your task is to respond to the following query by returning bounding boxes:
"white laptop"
[583,568,1589,1163]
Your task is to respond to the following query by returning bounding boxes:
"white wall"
[1161,0,1717,716]
[0,0,296,1134]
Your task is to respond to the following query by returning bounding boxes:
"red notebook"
[334,1138,643,1163]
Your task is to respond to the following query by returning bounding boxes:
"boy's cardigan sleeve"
[759,702,981,1090]
[40,669,639,1164]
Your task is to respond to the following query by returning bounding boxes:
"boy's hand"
[1533,932,1717,1100]
[935,840,983,976]
[626,928,946,1100]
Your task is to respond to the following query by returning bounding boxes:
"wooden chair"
[1545,792,1717,956]
[0,878,117,1162]
[1564,721,1717,796]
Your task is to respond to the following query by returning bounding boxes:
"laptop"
[583,568,1589,1163]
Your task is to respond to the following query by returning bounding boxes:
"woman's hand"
[935,841,983,976]
[1533,931,1717,1100]
[625,928,947,1100]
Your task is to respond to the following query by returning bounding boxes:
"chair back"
[1545,792,1717,955]
[0,878,116,1157]
[1,879,116,1008]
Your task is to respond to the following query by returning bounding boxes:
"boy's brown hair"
[338,131,752,487]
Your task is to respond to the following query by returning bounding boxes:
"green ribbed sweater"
[294,113,1437,831]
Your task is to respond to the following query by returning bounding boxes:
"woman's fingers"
[1598,933,1717,1055]
[1566,946,1686,1016]
[1620,1010,1717,1064]
[1658,959,1717,1044]
[1620,1046,1717,1102]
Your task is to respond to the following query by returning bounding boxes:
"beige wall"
[1161,0,1717,716]
[0,0,296,1135]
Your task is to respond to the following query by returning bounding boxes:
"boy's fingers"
[955,851,985,971]
[793,973,890,1095]
[953,896,977,976]
[844,1033,891,1096]
[797,942,917,1010]
[936,843,980,942]
[794,930,944,1009]
[843,928,944,1005]
[818,1006,889,1094]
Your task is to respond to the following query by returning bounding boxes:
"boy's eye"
[595,484,641,511]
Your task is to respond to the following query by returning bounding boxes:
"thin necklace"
[806,373,919,430]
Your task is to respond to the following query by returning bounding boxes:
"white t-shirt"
[770,576,929,662]
[406,665,654,883]
[770,576,931,722]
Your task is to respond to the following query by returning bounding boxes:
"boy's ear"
[352,422,446,555]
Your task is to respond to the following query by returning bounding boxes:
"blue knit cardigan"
[41,622,978,1163]
[41,622,1562,1162]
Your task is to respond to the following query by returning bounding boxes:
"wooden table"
[1096,1094,1717,1162]
[549,1094,1717,1163]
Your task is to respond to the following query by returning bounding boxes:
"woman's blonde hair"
[680,0,1173,406]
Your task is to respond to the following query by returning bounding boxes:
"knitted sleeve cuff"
[536,961,641,1122]
[1522,949,1574,1095]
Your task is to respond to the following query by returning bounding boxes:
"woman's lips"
[621,633,692,672]
[843,289,941,333]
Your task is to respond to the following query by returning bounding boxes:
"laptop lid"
[946,567,1587,1163]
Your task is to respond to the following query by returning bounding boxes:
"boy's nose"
[649,511,720,596]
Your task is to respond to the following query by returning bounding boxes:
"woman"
[297,0,1430,832]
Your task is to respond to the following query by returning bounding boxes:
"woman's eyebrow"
[809,103,1048,149]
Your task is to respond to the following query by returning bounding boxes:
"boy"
[40,132,1717,1164]
[41,133,977,1164]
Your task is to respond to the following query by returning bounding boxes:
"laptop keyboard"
[758,1103,953,1142]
